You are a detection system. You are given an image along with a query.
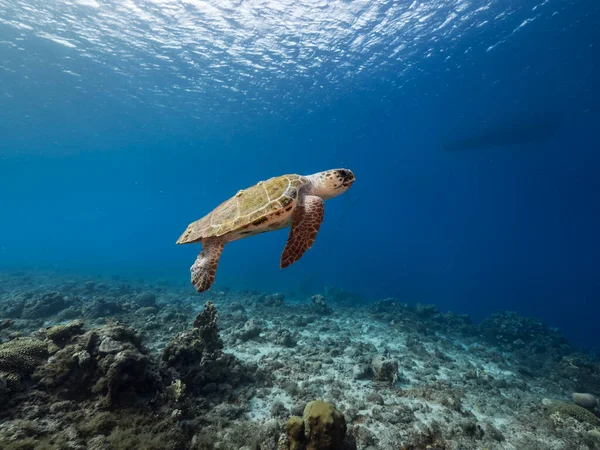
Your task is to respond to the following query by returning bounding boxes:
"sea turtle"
[177,169,356,293]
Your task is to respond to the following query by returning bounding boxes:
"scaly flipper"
[280,195,324,268]
[191,237,225,293]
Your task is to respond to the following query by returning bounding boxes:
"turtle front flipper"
[190,237,225,293]
[280,195,324,269]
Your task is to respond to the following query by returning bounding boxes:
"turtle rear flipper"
[191,237,225,293]
[280,195,324,269]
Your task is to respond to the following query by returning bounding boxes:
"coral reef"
[1,270,599,449]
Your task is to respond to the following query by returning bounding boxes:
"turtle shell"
[176,174,308,244]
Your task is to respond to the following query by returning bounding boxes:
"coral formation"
[46,319,84,346]
[285,401,355,450]
[286,415,306,450]
[35,323,160,407]
[162,301,246,397]
[0,337,48,387]
[543,399,600,426]
[303,401,349,450]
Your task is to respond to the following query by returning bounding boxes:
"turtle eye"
[338,170,348,177]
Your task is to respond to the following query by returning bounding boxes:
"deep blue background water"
[1,0,599,349]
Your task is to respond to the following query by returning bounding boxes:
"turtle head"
[309,169,355,199]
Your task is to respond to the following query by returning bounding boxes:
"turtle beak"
[341,170,355,188]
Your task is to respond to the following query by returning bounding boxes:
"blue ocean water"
[0,0,598,349]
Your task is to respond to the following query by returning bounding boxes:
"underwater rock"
[351,363,371,380]
[98,337,125,354]
[46,319,84,346]
[415,303,440,318]
[264,293,286,307]
[0,337,48,388]
[35,324,159,407]
[235,319,263,342]
[230,302,246,312]
[82,297,124,318]
[0,299,24,319]
[485,422,505,442]
[273,329,297,348]
[55,305,82,322]
[271,400,289,419]
[1,319,14,330]
[231,309,249,324]
[572,392,598,409]
[135,306,158,316]
[311,295,332,315]
[371,355,399,383]
[371,298,401,314]
[21,291,69,319]
[258,418,283,450]
[588,429,600,443]
[480,311,571,354]
[136,292,157,308]
[323,286,364,307]
[365,392,384,405]
[459,420,484,439]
